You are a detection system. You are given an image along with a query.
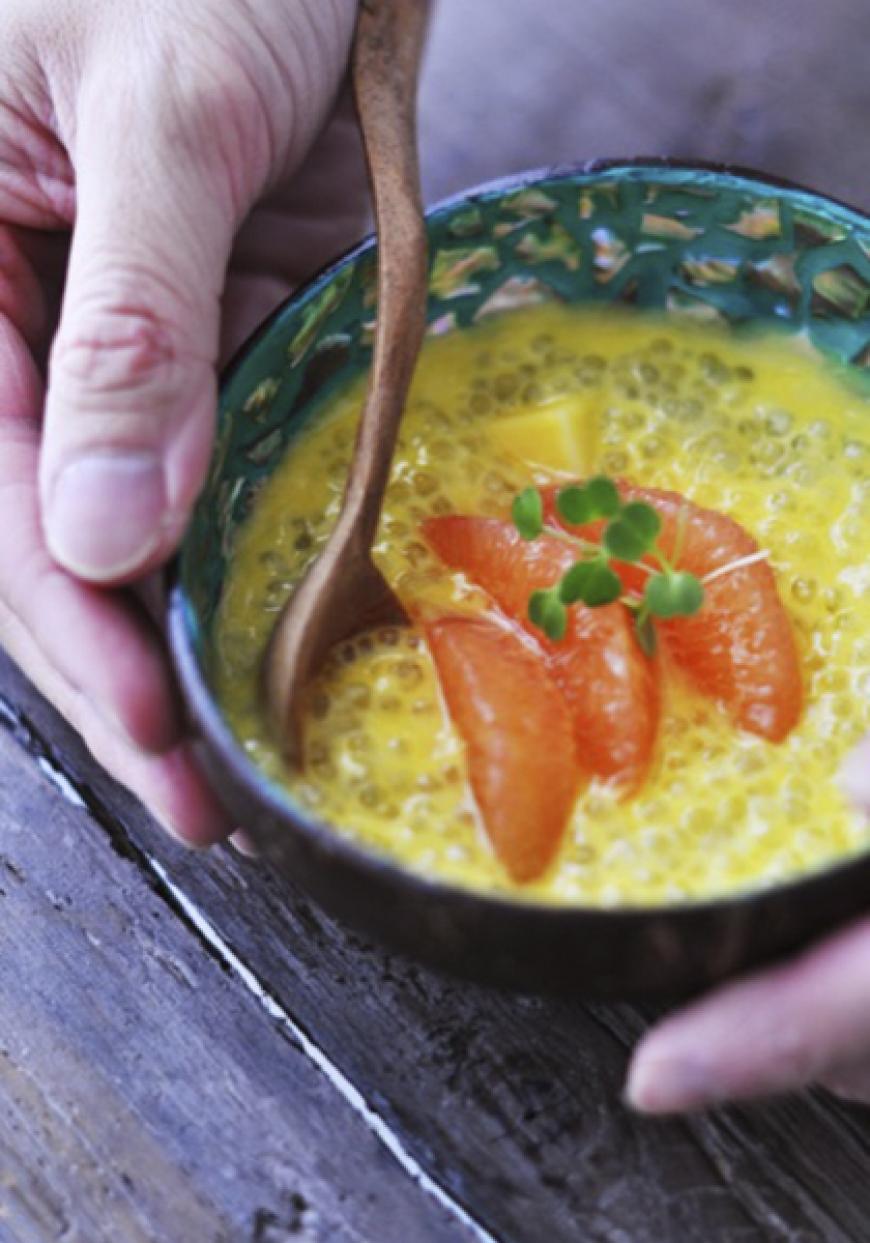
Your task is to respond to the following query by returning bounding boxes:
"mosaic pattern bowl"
[169,161,870,998]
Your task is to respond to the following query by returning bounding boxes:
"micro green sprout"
[513,476,706,653]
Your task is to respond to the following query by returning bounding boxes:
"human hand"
[627,737,870,1111]
[0,0,369,844]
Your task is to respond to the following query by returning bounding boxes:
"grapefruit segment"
[425,616,579,883]
[423,516,660,791]
[542,481,803,741]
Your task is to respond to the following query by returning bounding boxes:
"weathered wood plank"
[0,670,475,1243]
[4,649,870,1243]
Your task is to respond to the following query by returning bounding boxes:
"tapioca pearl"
[829,691,859,719]
[639,434,671,460]
[574,353,607,382]
[623,408,654,438]
[733,748,766,776]
[833,514,865,550]
[337,683,369,712]
[763,408,795,436]
[393,659,424,689]
[487,371,519,403]
[768,490,796,515]
[822,585,845,613]
[473,496,501,516]
[219,631,259,676]
[600,413,628,444]
[696,352,731,384]
[642,335,672,357]
[816,667,851,693]
[538,367,576,397]
[402,540,431,569]
[413,397,452,422]
[354,782,387,811]
[427,438,457,463]
[601,450,630,473]
[307,745,335,780]
[682,805,719,835]
[426,496,451,517]
[378,518,410,544]
[750,437,786,469]
[529,333,555,355]
[258,548,290,574]
[459,385,493,416]
[852,478,870,508]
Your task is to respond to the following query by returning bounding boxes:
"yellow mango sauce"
[214,305,870,905]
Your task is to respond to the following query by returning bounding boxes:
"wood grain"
[4,649,870,1243]
[0,658,472,1243]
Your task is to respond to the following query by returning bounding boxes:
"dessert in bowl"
[169,161,870,997]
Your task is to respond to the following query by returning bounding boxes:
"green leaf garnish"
[555,475,620,526]
[559,559,622,607]
[634,612,658,657]
[528,589,549,628]
[555,485,594,526]
[512,486,544,541]
[644,571,704,619]
[513,474,703,656]
[585,475,622,518]
[528,588,567,640]
[603,500,661,562]
[544,594,568,640]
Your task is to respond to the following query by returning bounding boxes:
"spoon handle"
[344,0,428,548]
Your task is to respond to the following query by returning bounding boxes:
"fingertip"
[43,451,174,585]
[152,743,234,848]
[101,694,183,759]
[624,1044,717,1115]
[61,580,184,756]
[228,829,260,858]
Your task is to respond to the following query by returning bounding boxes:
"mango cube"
[487,397,598,474]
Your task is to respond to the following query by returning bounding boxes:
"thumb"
[40,94,241,583]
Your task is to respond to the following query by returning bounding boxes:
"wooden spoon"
[264,0,429,764]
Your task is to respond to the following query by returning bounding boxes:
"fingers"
[0,243,225,827]
[0,311,180,752]
[0,224,47,352]
[39,84,240,585]
[626,915,870,1113]
[818,1060,870,1105]
[0,584,230,846]
[625,741,870,1114]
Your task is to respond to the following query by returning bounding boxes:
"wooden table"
[4,2,870,1239]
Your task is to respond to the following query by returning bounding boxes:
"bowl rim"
[168,155,870,924]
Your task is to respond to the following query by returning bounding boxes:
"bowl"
[168,159,870,999]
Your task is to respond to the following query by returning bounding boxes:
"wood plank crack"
[0,688,495,1243]
[4,650,870,1241]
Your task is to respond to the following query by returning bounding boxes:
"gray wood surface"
[4,647,870,1243]
[4,2,870,1240]
[0,657,469,1243]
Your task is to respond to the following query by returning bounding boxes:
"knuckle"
[122,37,278,212]
[50,275,209,412]
[54,303,176,393]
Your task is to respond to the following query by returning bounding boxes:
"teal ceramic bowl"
[169,160,870,998]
